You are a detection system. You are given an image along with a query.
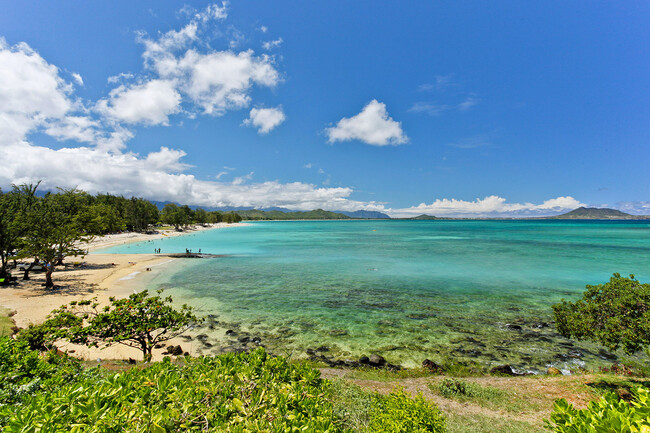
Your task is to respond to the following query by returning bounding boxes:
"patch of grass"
[0,308,14,337]
[329,380,375,431]
[587,376,650,399]
[445,413,544,433]
[343,367,433,381]
[431,378,539,413]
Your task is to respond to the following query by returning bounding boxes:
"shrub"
[546,386,650,432]
[369,389,447,433]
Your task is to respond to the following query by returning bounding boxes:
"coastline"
[1,223,246,361]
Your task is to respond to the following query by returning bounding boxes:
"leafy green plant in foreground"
[546,386,650,432]
[0,340,448,432]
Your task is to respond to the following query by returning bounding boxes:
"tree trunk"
[142,342,153,363]
[45,266,54,289]
[23,259,39,280]
[56,254,64,266]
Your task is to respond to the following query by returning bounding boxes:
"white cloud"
[243,106,285,134]
[232,171,254,185]
[326,100,408,146]
[615,201,650,215]
[457,96,479,110]
[389,196,585,218]
[303,163,312,169]
[44,116,99,143]
[318,168,325,174]
[259,26,268,33]
[262,38,283,50]
[96,79,181,126]
[408,102,450,116]
[71,72,83,86]
[0,38,74,145]
[107,72,134,84]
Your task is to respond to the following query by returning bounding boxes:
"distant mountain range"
[550,207,649,220]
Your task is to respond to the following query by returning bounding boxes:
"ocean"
[96,220,650,371]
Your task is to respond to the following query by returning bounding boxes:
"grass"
[430,378,541,413]
[0,307,14,337]
[445,413,546,433]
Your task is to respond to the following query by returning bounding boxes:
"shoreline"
[0,223,246,361]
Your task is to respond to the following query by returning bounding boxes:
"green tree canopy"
[44,290,200,362]
[553,273,650,355]
[22,190,92,288]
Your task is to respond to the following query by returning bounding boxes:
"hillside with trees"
[235,208,350,220]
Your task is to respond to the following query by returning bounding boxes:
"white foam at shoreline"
[119,271,141,281]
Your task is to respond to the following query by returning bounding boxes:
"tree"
[553,273,650,355]
[22,191,92,288]
[44,290,200,362]
[161,203,189,230]
[0,183,39,281]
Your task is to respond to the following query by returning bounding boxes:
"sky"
[0,1,649,217]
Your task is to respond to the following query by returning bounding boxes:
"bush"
[369,389,447,433]
[546,386,650,432]
[0,336,87,406]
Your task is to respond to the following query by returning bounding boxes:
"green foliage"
[0,337,88,407]
[1,347,342,432]
[16,323,53,351]
[553,273,650,354]
[369,388,447,433]
[45,290,200,362]
[546,387,650,432]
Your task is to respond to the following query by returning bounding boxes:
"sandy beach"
[0,223,244,361]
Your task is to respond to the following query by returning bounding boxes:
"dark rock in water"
[547,367,562,375]
[225,329,237,336]
[567,350,583,359]
[532,322,550,329]
[181,335,193,342]
[369,354,386,367]
[196,334,209,340]
[251,336,262,344]
[505,324,522,331]
[406,313,430,320]
[422,359,443,372]
[490,364,518,376]
[598,349,617,361]
[238,336,251,344]
[202,341,213,348]
[306,348,316,355]
[316,345,330,352]
[208,324,215,330]
[328,328,348,337]
[464,337,486,348]
[359,356,370,365]
[343,359,361,368]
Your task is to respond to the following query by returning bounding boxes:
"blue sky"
[0,1,648,216]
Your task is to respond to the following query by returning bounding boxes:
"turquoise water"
[97,220,650,371]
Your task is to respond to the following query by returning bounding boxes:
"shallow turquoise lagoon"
[97,220,650,370]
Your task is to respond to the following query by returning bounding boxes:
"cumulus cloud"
[326,100,408,146]
[135,3,280,118]
[262,38,283,50]
[243,106,285,133]
[0,38,74,144]
[389,196,585,218]
[96,79,181,125]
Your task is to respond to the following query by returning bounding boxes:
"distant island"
[548,207,650,220]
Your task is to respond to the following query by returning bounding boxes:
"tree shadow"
[586,377,650,401]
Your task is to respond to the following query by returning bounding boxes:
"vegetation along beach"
[2,1,650,432]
